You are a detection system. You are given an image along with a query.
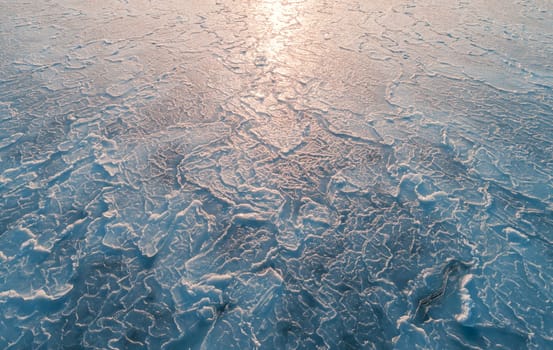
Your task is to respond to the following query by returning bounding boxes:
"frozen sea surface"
[1,0,552,349]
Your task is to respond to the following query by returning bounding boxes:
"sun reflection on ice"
[254,0,304,62]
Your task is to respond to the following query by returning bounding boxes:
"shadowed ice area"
[1,0,552,349]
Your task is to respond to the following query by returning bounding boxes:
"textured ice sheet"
[1,0,552,349]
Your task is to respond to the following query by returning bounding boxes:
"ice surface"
[1,0,552,349]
